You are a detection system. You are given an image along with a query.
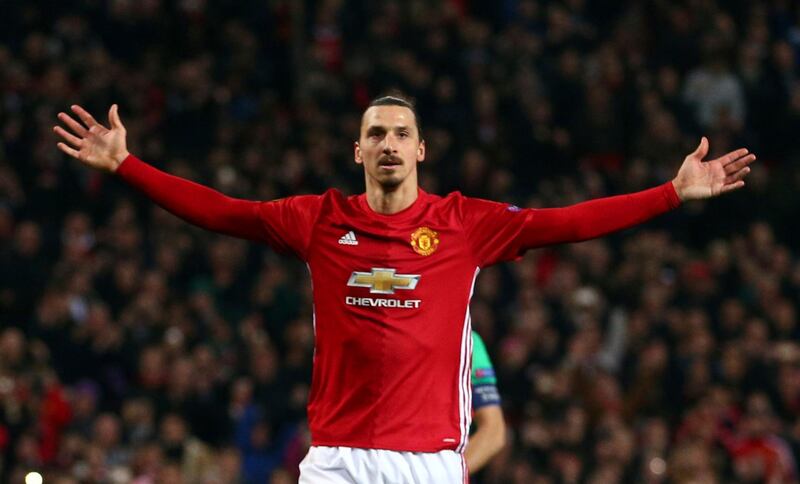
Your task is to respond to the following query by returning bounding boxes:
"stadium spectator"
[1,1,799,482]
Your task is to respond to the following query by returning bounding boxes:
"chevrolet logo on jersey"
[347,268,420,294]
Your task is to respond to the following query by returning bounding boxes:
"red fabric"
[460,182,680,267]
[115,154,680,452]
[0,425,8,450]
[38,384,72,463]
[534,250,560,288]
[584,152,625,172]
[116,155,279,244]
[314,27,343,72]
[729,437,795,481]
[449,0,467,16]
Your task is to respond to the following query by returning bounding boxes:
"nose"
[381,133,397,153]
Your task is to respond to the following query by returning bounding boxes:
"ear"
[417,139,426,163]
[354,141,363,165]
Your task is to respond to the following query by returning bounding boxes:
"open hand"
[54,104,129,173]
[672,137,756,201]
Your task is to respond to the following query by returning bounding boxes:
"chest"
[306,213,478,298]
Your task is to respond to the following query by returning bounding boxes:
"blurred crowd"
[1,0,800,482]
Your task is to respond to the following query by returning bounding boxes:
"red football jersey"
[260,189,500,453]
[116,155,680,453]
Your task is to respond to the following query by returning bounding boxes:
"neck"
[364,175,419,214]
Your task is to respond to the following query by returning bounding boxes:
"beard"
[372,155,407,189]
[377,173,404,189]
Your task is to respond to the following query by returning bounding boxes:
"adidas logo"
[338,231,359,246]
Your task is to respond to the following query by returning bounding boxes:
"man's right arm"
[54,104,319,255]
[54,104,270,242]
[115,154,268,242]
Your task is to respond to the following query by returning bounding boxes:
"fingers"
[716,148,751,167]
[108,104,124,130]
[720,180,745,194]
[53,126,83,148]
[692,136,709,159]
[724,164,751,185]
[56,142,81,159]
[71,104,101,129]
[57,112,89,137]
[722,153,756,175]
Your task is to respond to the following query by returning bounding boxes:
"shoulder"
[427,191,466,212]
[302,188,341,201]
[276,189,340,208]
[425,193,525,232]
[446,193,522,218]
[438,191,464,203]
[317,188,366,219]
[257,191,334,224]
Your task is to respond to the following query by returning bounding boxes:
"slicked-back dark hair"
[366,92,423,140]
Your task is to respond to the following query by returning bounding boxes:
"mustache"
[378,155,403,165]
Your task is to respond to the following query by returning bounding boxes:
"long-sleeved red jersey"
[117,154,681,452]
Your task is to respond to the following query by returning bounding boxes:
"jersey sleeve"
[460,183,681,267]
[116,154,322,260]
[255,195,323,260]
[471,331,501,409]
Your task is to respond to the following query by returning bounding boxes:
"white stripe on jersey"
[464,313,472,450]
[456,267,480,453]
[460,313,473,453]
[306,263,317,357]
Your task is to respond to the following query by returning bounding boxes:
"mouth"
[378,156,403,171]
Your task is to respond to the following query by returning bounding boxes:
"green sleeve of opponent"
[471,331,500,408]
[471,331,497,385]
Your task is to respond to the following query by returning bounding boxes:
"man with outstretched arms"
[465,331,505,475]
[54,95,754,483]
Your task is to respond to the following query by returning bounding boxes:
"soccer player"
[53,96,754,483]
[465,331,505,474]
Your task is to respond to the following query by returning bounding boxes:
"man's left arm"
[520,137,754,246]
[462,138,755,266]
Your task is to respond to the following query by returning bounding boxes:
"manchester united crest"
[410,227,439,256]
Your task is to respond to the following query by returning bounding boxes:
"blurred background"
[1,0,800,483]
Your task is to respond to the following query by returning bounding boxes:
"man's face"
[355,105,425,189]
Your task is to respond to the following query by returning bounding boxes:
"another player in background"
[466,331,505,474]
[54,94,754,483]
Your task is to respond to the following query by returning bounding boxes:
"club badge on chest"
[410,227,439,256]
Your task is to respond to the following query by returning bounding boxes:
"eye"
[398,132,409,139]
